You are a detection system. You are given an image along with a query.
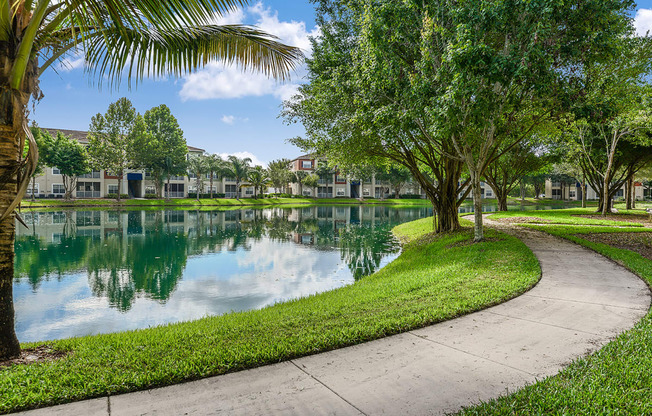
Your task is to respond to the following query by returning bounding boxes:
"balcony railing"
[317,192,333,198]
[76,191,101,198]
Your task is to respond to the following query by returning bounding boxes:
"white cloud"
[179,2,319,101]
[634,9,652,37]
[218,151,267,168]
[58,54,84,72]
[212,7,246,25]
[221,115,236,124]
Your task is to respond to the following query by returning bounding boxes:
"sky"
[32,1,652,168]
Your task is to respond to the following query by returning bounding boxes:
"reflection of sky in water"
[13,207,418,342]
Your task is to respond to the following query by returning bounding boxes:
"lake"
[13,202,572,342]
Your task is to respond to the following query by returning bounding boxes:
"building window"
[108,184,119,194]
[52,184,65,195]
[245,187,254,195]
[52,167,61,175]
[335,174,346,183]
[169,175,184,181]
[302,160,312,169]
[79,170,100,179]
[26,183,39,195]
[77,182,101,198]
[363,188,371,196]
[225,184,237,198]
[145,185,156,195]
[165,183,185,198]
[336,188,345,197]
[569,190,576,198]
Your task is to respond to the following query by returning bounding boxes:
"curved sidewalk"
[16,225,651,416]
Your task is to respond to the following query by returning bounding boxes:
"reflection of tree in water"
[15,207,420,311]
[14,233,91,290]
[336,223,400,280]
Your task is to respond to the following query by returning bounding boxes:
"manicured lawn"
[0,217,539,413]
[488,207,646,227]
[458,219,652,414]
[20,197,431,209]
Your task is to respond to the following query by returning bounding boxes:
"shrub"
[399,194,423,199]
[144,194,158,199]
[105,193,130,199]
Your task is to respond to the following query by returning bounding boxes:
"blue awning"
[127,173,143,181]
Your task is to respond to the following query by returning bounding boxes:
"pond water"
[14,206,432,342]
[13,202,571,342]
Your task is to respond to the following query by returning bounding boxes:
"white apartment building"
[544,179,645,201]
[28,128,259,199]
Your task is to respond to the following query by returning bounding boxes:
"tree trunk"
[166,176,171,201]
[497,195,508,212]
[236,179,240,200]
[581,179,586,209]
[117,176,122,202]
[209,174,214,199]
[0,92,26,359]
[31,176,35,202]
[471,173,484,242]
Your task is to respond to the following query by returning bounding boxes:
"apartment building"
[28,128,258,199]
[544,179,645,201]
[288,154,424,198]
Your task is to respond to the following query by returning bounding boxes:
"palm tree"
[0,1,301,359]
[205,154,225,199]
[187,155,208,201]
[247,166,270,199]
[224,156,252,200]
[292,171,308,196]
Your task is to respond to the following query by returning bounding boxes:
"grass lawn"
[20,197,431,209]
[458,217,652,414]
[488,207,647,227]
[0,217,539,413]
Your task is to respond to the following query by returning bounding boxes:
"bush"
[187,192,226,199]
[144,194,159,199]
[399,194,423,199]
[105,193,130,199]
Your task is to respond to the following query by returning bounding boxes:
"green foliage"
[267,158,293,192]
[1,217,539,412]
[224,156,252,199]
[247,166,270,198]
[37,129,90,199]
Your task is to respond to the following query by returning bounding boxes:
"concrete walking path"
[15,224,651,416]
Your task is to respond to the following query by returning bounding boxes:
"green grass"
[505,197,594,207]
[0,217,540,413]
[20,197,431,209]
[458,222,652,415]
[488,207,646,227]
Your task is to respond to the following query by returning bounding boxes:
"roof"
[290,153,318,162]
[42,128,204,153]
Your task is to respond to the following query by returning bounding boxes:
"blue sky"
[33,1,652,167]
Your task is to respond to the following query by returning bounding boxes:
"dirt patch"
[574,214,652,227]
[494,217,552,224]
[575,232,652,261]
[0,345,68,369]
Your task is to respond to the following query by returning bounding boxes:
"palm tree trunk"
[0,92,27,360]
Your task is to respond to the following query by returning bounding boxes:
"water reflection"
[14,206,431,341]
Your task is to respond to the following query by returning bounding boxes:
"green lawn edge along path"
[1,217,539,413]
[457,215,652,415]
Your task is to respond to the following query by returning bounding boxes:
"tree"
[291,170,308,197]
[39,131,90,200]
[303,173,319,198]
[188,155,208,201]
[483,139,551,211]
[247,166,270,199]
[375,166,411,200]
[268,158,292,194]
[205,154,225,199]
[0,0,301,359]
[133,105,189,199]
[87,98,139,201]
[224,156,251,200]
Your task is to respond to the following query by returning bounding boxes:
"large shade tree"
[0,0,301,359]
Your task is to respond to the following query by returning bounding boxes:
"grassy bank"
[1,217,539,413]
[459,218,652,414]
[20,197,431,209]
[488,207,646,227]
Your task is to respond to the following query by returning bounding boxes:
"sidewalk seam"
[406,332,537,378]
[289,360,368,416]
[484,310,605,337]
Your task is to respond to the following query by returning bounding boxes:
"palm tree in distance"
[248,166,270,199]
[0,0,302,360]
[224,156,252,200]
[206,154,225,199]
[188,155,208,201]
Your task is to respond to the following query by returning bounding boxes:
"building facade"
[29,128,260,199]
[544,179,645,201]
